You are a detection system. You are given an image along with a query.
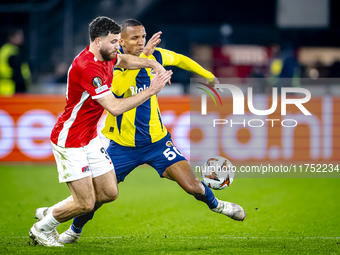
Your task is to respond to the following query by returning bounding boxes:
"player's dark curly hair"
[120,19,143,32]
[89,16,121,42]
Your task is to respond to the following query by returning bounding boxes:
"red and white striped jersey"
[50,46,117,148]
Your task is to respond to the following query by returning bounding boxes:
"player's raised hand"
[143,32,169,85]
[149,70,173,94]
[143,31,162,57]
[209,77,223,93]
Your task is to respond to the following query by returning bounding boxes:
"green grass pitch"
[0,164,339,254]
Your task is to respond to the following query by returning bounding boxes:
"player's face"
[99,33,121,61]
[120,26,146,56]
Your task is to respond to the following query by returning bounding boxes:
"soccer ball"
[201,156,235,190]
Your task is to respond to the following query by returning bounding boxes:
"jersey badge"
[92,77,103,88]
[166,141,173,147]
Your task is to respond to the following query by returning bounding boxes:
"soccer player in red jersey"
[29,16,172,247]
[51,19,244,244]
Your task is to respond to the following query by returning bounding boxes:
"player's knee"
[111,187,119,201]
[97,187,119,204]
[105,189,119,203]
[76,199,95,214]
[80,202,95,214]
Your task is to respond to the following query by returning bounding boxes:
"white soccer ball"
[201,156,235,190]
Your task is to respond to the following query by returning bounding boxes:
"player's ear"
[94,37,101,48]
[119,38,124,47]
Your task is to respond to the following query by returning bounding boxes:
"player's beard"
[100,47,116,61]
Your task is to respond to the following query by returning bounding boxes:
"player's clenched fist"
[149,70,173,94]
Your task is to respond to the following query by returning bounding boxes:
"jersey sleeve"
[111,67,140,97]
[80,66,111,99]
[157,47,215,82]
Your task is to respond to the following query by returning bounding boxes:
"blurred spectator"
[268,44,283,87]
[307,60,322,79]
[277,44,300,91]
[280,48,298,78]
[0,28,31,96]
[249,65,268,93]
[328,59,340,78]
[53,62,68,84]
[43,62,69,90]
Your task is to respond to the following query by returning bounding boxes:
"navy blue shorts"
[106,133,187,183]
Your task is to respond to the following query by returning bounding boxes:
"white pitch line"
[3,236,340,239]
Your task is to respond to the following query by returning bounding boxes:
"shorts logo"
[82,166,90,173]
[150,68,156,75]
[92,77,103,88]
[166,141,173,147]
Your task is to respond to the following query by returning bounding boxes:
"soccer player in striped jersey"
[38,19,245,244]
[29,17,172,247]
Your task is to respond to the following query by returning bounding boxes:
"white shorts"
[51,136,114,183]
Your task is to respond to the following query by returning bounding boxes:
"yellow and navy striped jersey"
[102,46,215,147]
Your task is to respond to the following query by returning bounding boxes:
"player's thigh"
[51,141,92,183]
[92,170,118,202]
[146,135,187,177]
[85,137,114,179]
[85,137,118,201]
[147,135,204,195]
[162,160,205,196]
[162,160,195,181]
[67,176,96,210]
[106,140,141,183]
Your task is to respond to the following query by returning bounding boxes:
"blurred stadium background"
[1,1,340,253]
[1,0,339,163]
[1,0,340,93]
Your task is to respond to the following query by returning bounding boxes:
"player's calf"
[182,178,205,197]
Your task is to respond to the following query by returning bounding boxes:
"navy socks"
[71,181,218,233]
[71,210,95,233]
[194,181,218,209]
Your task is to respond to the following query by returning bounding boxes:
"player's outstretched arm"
[175,53,215,80]
[116,54,165,74]
[160,48,219,87]
[97,70,172,116]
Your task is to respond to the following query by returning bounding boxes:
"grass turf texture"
[0,164,339,254]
